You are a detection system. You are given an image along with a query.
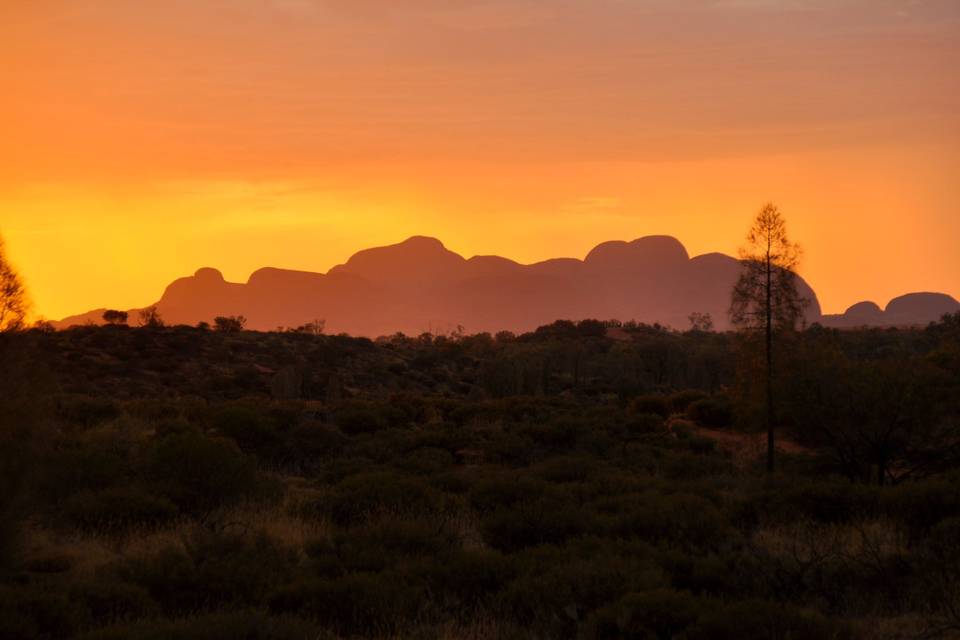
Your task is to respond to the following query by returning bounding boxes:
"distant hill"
[54,235,956,335]
[821,292,960,329]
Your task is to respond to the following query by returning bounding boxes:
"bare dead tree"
[0,235,28,333]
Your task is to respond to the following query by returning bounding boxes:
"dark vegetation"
[1,314,959,639]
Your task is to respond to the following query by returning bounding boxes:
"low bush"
[144,432,264,516]
[76,611,322,640]
[55,394,119,428]
[320,471,445,526]
[120,532,297,615]
[585,589,707,639]
[333,520,458,572]
[630,395,671,418]
[687,396,734,428]
[210,406,279,455]
[690,599,851,640]
[268,573,423,636]
[62,487,179,531]
[669,390,709,413]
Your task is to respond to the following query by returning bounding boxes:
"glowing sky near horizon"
[1,0,958,320]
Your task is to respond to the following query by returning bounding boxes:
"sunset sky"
[2,0,958,320]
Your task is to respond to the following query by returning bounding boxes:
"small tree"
[214,315,247,333]
[138,306,164,328]
[295,319,325,336]
[688,312,714,333]
[730,203,806,473]
[102,309,129,325]
[0,235,28,333]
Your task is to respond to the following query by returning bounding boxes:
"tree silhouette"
[295,319,325,336]
[730,203,806,473]
[214,315,246,332]
[0,235,28,333]
[103,309,129,325]
[138,306,164,328]
[688,312,714,333]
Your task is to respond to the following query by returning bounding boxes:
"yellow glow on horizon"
[4,140,958,321]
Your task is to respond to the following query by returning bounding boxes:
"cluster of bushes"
[0,318,957,638]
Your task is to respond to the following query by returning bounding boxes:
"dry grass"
[18,481,336,576]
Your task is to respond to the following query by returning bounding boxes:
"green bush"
[210,406,279,455]
[144,432,264,516]
[687,396,734,428]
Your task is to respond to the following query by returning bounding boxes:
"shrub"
[669,390,709,413]
[120,532,297,615]
[62,487,179,531]
[321,471,444,526]
[687,396,734,428]
[144,432,263,516]
[0,585,90,640]
[69,578,159,623]
[741,480,880,528]
[268,573,423,636]
[690,599,850,640]
[630,395,671,418]
[37,447,129,504]
[624,413,667,439]
[500,541,664,634]
[884,476,960,535]
[469,474,547,513]
[210,406,279,455]
[55,394,119,428]
[333,519,457,572]
[274,422,347,471]
[418,548,513,608]
[535,455,599,484]
[585,589,707,639]
[480,501,597,552]
[213,315,246,333]
[333,403,389,435]
[399,447,455,475]
[606,491,734,551]
[76,611,321,640]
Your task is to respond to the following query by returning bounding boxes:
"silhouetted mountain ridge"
[54,236,958,334]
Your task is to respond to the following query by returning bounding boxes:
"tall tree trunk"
[766,253,775,473]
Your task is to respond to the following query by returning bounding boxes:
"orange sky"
[1,0,958,320]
